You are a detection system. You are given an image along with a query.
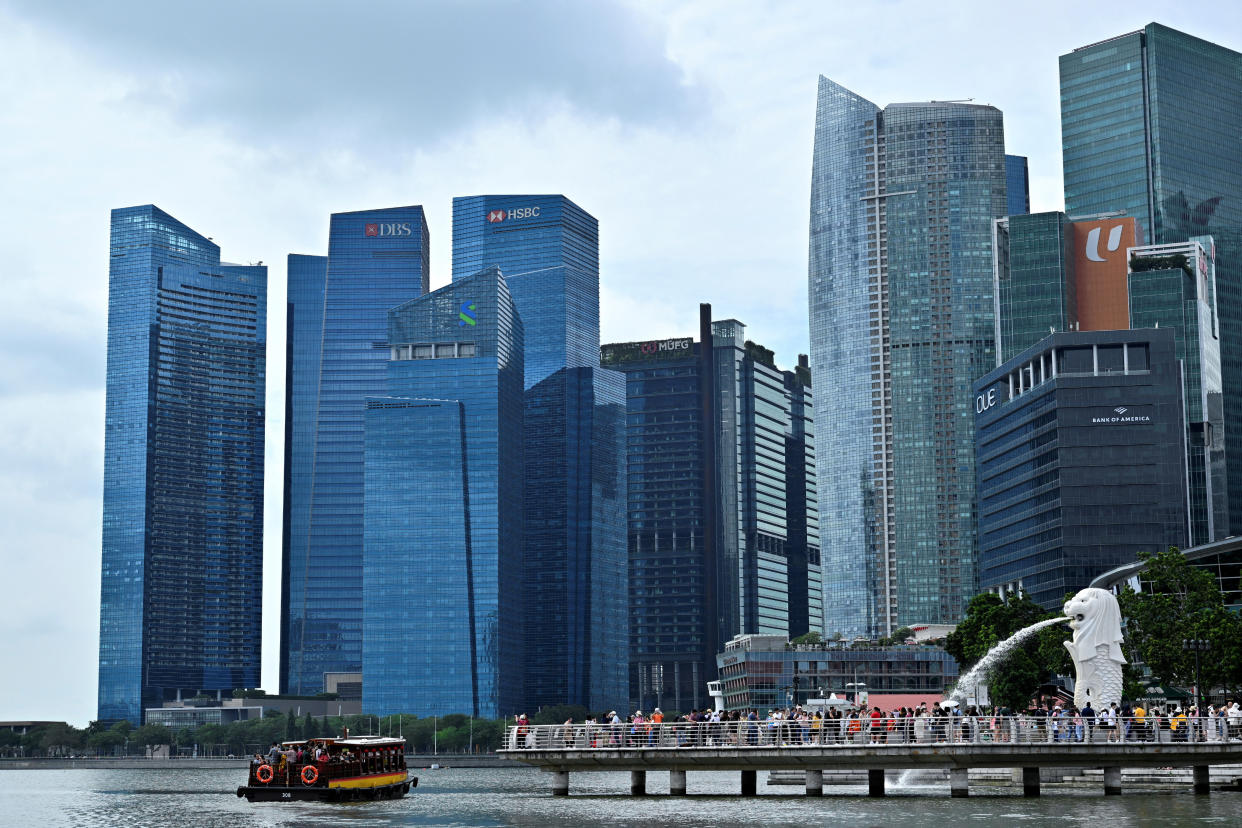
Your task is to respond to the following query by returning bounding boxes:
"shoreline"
[0,754,517,770]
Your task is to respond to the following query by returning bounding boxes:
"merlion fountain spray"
[949,587,1125,709]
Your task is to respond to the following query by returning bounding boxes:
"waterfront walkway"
[499,718,1242,797]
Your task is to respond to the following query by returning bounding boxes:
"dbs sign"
[1072,217,1139,333]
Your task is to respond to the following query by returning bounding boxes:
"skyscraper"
[362,267,524,718]
[281,207,430,695]
[99,205,266,724]
[808,79,1009,637]
[1060,23,1242,527]
[1005,155,1031,217]
[603,307,820,712]
[452,195,627,711]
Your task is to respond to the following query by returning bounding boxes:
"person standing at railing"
[1132,702,1147,742]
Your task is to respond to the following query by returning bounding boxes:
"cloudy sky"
[2,0,1237,726]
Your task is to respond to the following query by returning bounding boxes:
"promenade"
[500,718,1242,797]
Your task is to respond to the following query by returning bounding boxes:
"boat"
[236,735,418,802]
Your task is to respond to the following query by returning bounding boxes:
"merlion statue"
[1064,587,1126,709]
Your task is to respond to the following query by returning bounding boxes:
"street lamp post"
[1183,638,1211,713]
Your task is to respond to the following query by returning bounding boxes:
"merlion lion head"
[1064,587,1125,663]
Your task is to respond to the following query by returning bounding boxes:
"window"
[1058,347,1093,374]
[1097,345,1124,373]
[458,342,476,357]
[413,345,432,359]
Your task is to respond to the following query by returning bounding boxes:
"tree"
[1117,547,1242,696]
[944,592,1071,710]
[791,632,823,645]
[133,724,172,750]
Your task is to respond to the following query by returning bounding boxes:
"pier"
[500,718,1242,797]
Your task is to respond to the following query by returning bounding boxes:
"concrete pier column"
[630,770,646,796]
[1103,766,1121,795]
[1193,765,1210,795]
[740,770,757,796]
[670,769,687,796]
[950,767,969,798]
[805,769,823,797]
[552,771,569,796]
[1022,767,1040,797]
[868,768,885,797]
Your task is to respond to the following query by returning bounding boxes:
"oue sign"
[975,388,998,414]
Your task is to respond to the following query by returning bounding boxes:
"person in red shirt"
[870,707,885,744]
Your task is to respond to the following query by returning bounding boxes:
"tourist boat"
[236,735,417,802]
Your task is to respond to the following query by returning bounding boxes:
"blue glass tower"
[362,268,524,718]
[808,80,1009,637]
[452,195,627,711]
[99,205,266,724]
[1005,155,1031,216]
[281,207,430,695]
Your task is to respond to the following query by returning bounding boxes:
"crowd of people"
[510,699,1242,749]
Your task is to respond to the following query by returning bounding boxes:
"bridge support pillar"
[950,767,969,798]
[552,770,569,796]
[740,769,757,796]
[1193,765,1210,794]
[670,769,687,796]
[868,768,885,797]
[630,770,646,796]
[1022,767,1040,797]
[1103,766,1121,795]
[805,769,823,796]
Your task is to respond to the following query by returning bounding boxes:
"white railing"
[504,716,1241,751]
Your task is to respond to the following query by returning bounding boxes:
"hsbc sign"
[487,207,541,224]
[364,222,413,237]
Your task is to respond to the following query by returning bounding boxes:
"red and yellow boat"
[237,735,416,802]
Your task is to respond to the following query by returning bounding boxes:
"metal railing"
[504,716,1242,751]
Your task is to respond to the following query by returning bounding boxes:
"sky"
[2,0,1238,727]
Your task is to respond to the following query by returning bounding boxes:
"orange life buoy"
[301,765,319,785]
[255,763,274,784]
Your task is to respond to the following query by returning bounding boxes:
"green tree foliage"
[133,724,172,749]
[1117,547,1242,695]
[944,592,1071,710]
[790,632,823,645]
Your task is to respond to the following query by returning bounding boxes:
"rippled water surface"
[2,766,1241,827]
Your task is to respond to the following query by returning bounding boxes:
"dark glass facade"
[1060,23,1242,530]
[99,205,266,724]
[1005,154,1031,216]
[281,207,430,695]
[974,329,1187,610]
[994,212,1076,361]
[604,307,820,712]
[363,268,524,718]
[451,194,627,712]
[808,80,1009,637]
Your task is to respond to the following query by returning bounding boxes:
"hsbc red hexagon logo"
[487,210,506,224]
[365,223,379,237]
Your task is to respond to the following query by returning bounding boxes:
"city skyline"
[4,1,1241,725]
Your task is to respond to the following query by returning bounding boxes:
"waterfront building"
[808,80,1010,638]
[1092,534,1242,613]
[1005,155,1031,217]
[1060,23,1242,529]
[716,634,959,712]
[452,195,627,712]
[280,207,430,696]
[974,329,1188,610]
[603,307,821,713]
[99,205,266,724]
[993,214,1224,546]
[362,267,524,719]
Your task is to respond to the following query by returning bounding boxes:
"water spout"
[948,617,1066,707]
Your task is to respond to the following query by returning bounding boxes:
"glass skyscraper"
[99,205,266,724]
[281,207,430,695]
[1005,155,1031,217]
[808,79,1009,637]
[603,306,821,712]
[1060,23,1242,528]
[451,195,627,711]
[362,267,524,718]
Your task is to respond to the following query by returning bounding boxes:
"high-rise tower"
[281,207,430,695]
[808,81,1009,637]
[99,205,266,724]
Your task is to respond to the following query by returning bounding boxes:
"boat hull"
[237,777,417,802]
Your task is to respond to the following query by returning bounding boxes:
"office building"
[974,329,1188,610]
[603,306,821,712]
[808,80,1010,637]
[453,195,627,712]
[1061,23,1242,528]
[99,205,266,724]
[1005,154,1031,217]
[362,267,524,719]
[281,207,430,696]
